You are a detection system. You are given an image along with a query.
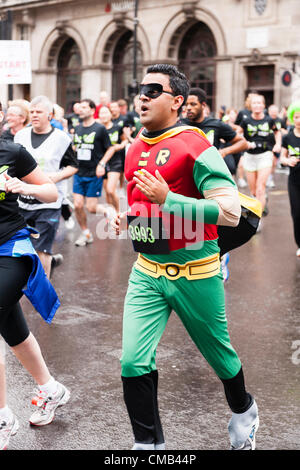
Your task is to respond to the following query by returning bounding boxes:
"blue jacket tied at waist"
[0,228,60,323]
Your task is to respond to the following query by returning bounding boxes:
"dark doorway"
[246,65,274,107]
[112,30,143,101]
[178,22,217,112]
[57,38,81,112]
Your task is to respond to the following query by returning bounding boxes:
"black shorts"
[0,256,31,347]
[106,156,124,174]
[19,208,61,255]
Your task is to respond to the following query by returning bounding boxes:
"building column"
[31,70,57,103]
[215,57,234,113]
[81,67,111,104]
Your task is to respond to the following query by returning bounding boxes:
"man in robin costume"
[113,64,259,450]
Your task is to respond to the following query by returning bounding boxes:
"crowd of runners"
[0,68,300,450]
[2,88,297,278]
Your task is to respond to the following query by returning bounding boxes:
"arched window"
[112,30,143,101]
[178,22,217,111]
[57,38,81,112]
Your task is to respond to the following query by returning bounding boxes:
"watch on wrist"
[99,162,105,168]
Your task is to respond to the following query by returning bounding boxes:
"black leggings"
[0,257,31,347]
[122,367,251,445]
[288,175,300,248]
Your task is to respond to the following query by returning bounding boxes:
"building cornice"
[0,0,73,12]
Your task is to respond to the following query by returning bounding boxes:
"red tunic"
[125,126,218,252]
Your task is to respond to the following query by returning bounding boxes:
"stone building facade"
[0,0,299,113]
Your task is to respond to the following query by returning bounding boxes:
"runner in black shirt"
[0,140,39,244]
[74,121,111,178]
[240,113,278,154]
[266,104,288,188]
[15,96,78,278]
[268,105,287,134]
[110,101,128,128]
[0,99,70,449]
[65,102,82,134]
[73,99,114,246]
[239,94,281,222]
[183,88,247,172]
[280,102,300,257]
[99,106,128,214]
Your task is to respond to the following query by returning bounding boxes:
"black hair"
[146,64,190,113]
[80,98,96,110]
[189,87,207,104]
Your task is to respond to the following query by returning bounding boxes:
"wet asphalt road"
[4,169,300,451]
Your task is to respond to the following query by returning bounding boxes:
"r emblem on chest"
[155,149,171,166]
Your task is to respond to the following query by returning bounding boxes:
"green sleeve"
[193,146,237,193]
[162,190,219,224]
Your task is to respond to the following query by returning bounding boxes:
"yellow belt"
[135,253,220,281]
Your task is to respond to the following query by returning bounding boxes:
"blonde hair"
[8,99,30,125]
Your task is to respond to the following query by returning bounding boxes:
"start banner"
[0,40,32,84]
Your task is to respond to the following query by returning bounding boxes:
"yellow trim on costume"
[138,126,208,145]
[135,253,220,281]
[238,192,262,218]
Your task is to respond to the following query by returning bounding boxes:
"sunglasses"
[139,83,175,99]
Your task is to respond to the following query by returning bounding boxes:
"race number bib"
[77,148,92,161]
[127,215,170,254]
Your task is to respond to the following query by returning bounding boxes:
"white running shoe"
[75,231,93,247]
[231,416,259,450]
[29,382,70,426]
[65,216,75,230]
[0,414,19,450]
[132,442,155,450]
[228,400,259,450]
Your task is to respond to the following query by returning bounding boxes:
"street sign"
[0,40,32,84]
[105,1,135,12]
